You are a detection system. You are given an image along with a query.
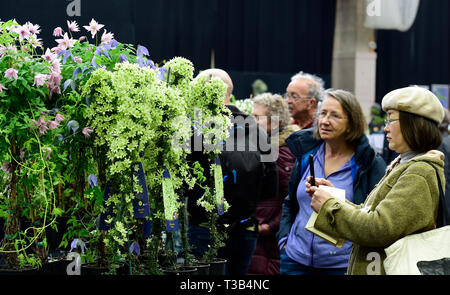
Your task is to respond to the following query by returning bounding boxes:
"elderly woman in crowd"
[247,93,299,275]
[277,89,386,275]
[307,86,445,275]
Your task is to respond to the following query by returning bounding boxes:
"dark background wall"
[375,0,450,103]
[0,0,335,99]
[1,0,448,103]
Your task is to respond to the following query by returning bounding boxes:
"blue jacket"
[276,129,386,257]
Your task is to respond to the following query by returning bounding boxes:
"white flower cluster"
[234,98,254,115]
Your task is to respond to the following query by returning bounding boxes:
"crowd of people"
[185,68,448,275]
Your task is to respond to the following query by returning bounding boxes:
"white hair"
[291,71,325,103]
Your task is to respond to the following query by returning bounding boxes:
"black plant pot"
[162,266,198,275]
[0,266,39,275]
[40,250,71,275]
[208,258,227,275]
[0,255,41,275]
[41,258,72,275]
[81,262,126,275]
[81,263,109,275]
[190,262,210,275]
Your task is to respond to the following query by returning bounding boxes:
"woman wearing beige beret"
[306,86,445,275]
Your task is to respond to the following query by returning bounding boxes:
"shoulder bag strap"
[417,161,450,227]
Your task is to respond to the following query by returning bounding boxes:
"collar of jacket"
[271,124,301,148]
[226,104,246,116]
[285,128,376,170]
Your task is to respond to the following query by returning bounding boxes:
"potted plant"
[48,19,150,274]
[181,70,233,275]
[80,55,196,275]
[0,19,70,272]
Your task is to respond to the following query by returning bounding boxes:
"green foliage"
[0,18,234,273]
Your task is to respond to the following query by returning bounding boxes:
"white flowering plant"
[81,58,195,270]
[234,97,254,115]
[48,20,156,270]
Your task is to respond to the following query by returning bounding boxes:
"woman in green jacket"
[306,86,445,275]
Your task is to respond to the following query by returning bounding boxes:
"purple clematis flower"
[72,68,80,80]
[137,45,149,57]
[70,238,86,253]
[67,120,80,134]
[94,46,111,59]
[137,57,145,68]
[88,174,98,188]
[119,54,128,63]
[1,162,11,173]
[156,67,168,81]
[129,241,140,255]
[63,79,76,92]
[103,39,118,50]
[91,57,100,68]
[63,50,74,64]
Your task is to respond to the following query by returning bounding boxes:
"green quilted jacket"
[314,150,444,275]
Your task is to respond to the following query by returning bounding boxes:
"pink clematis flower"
[39,123,49,135]
[67,20,80,32]
[33,74,48,87]
[53,27,63,37]
[0,45,6,58]
[83,19,104,38]
[32,114,46,127]
[0,84,7,93]
[56,33,75,50]
[26,22,41,35]
[55,113,65,123]
[28,34,43,49]
[16,25,30,42]
[5,68,18,80]
[82,127,94,138]
[48,120,60,130]
[47,60,63,97]
[51,46,63,55]
[42,147,52,160]
[42,48,57,62]
[31,113,50,136]
[101,30,114,44]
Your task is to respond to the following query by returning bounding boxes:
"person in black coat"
[186,69,278,275]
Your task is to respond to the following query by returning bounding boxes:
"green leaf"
[52,207,64,217]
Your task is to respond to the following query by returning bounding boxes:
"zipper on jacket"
[347,244,358,274]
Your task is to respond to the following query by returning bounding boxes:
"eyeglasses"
[284,92,312,101]
[318,111,347,122]
[384,118,399,126]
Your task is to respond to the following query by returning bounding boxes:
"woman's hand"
[305,177,334,196]
[308,186,333,213]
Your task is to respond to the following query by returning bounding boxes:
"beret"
[382,86,445,124]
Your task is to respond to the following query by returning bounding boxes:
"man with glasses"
[285,71,325,129]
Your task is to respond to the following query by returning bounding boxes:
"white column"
[332,0,377,121]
